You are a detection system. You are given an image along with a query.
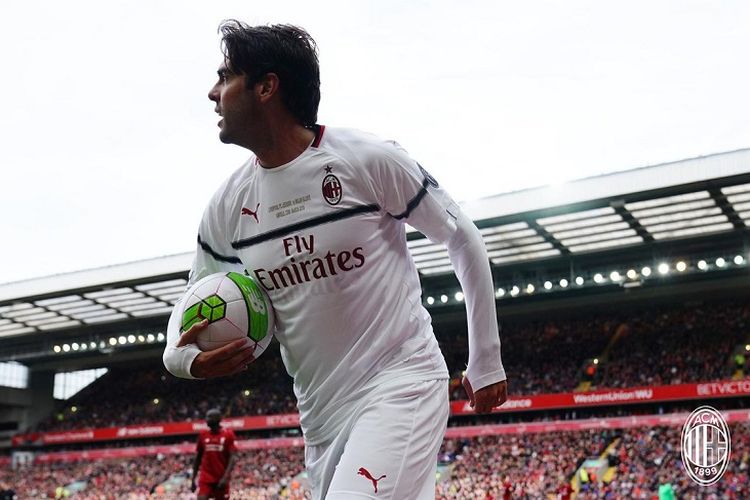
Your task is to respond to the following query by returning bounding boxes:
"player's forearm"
[222,454,237,481]
[446,211,506,389]
[192,452,202,481]
[162,297,202,379]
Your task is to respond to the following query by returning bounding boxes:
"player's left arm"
[367,140,507,414]
[217,432,238,489]
[444,211,507,413]
[217,454,236,489]
[192,439,203,492]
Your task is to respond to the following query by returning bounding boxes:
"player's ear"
[256,73,280,102]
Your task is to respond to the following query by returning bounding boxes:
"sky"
[0,0,748,285]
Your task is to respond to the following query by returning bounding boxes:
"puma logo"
[241,203,261,223]
[357,467,386,493]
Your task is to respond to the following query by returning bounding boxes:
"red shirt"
[558,483,574,500]
[197,428,236,483]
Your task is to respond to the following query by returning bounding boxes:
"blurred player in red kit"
[191,409,237,499]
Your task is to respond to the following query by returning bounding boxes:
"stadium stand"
[2,418,748,498]
[17,297,745,435]
[2,150,750,497]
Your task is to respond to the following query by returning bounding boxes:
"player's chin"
[218,127,234,144]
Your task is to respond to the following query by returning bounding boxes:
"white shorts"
[304,378,449,499]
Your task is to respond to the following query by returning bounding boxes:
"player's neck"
[253,119,315,169]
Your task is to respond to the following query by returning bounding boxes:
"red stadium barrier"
[13,413,300,446]
[13,379,750,446]
[450,379,750,414]
[23,409,750,464]
[32,436,306,464]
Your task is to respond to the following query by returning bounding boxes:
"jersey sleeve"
[445,211,506,390]
[366,140,459,244]
[362,139,505,390]
[163,188,246,380]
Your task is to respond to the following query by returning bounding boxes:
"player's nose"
[208,84,220,103]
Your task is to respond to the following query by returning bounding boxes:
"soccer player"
[191,408,237,500]
[164,20,508,499]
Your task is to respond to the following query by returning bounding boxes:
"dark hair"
[219,20,321,127]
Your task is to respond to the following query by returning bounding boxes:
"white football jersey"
[186,126,467,444]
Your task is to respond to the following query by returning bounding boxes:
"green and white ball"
[180,272,274,356]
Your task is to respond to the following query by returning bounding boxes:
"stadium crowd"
[33,352,296,433]
[438,422,750,498]
[442,314,618,397]
[3,422,748,498]
[0,448,309,499]
[436,428,612,498]
[593,302,750,389]
[574,422,750,499]
[27,299,748,435]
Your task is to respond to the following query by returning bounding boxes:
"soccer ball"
[180,272,274,357]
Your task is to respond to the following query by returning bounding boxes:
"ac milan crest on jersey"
[322,172,342,205]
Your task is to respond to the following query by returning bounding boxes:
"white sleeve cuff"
[162,297,203,379]
[163,344,202,380]
[465,366,507,391]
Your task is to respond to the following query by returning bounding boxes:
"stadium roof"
[1,148,749,362]
[414,147,750,275]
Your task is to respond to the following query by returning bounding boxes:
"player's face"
[208,61,258,147]
[206,413,221,429]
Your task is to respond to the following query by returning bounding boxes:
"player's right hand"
[177,319,256,378]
